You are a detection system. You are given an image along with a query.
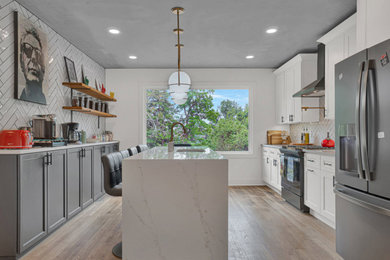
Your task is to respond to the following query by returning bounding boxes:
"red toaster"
[0,130,33,149]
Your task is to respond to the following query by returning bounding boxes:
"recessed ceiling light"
[246,55,255,59]
[108,28,120,34]
[266,28,278,34]
[129,55,137,60]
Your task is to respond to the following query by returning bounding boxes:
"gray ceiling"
[16,0,356,69]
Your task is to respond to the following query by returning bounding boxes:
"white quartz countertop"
[262,144,335,157]
[0,141,119,155]
[126,146,225,160]
[262,144,284,149]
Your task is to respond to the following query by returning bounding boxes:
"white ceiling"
[16,0,356,68]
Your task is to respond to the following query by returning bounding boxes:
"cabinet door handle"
[308,159,315,163]
[45,153,50,165]
[333,176,335,187]
[266,158,269,164]
[307,169,314,173]
[49,153,53,165]
[281,116,284,123]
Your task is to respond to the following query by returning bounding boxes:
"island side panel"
[122,159,228,260]
[0,155,18,258]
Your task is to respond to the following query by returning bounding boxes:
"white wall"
[106,69,288,185]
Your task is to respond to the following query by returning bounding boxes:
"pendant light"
[168,7,191,105]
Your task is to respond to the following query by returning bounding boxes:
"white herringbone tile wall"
[0,0,106,137]
[289,97,335,145]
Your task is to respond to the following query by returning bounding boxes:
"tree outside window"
[146,89,249,151]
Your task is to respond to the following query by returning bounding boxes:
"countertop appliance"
[31,114,57,139]
[0,130,33,149]
[334,38,390,259]
[61,122,80,143]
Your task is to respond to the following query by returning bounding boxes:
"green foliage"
[146,89,248,151]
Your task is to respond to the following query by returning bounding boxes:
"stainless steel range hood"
[293,43,325,97]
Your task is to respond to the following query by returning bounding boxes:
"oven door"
[280,153,302,196]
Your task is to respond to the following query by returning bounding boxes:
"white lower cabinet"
[304,153,335,228]
[304,167,321,212]
[262,147,281,192]
[262,151,270,184]
[321,171,336,221]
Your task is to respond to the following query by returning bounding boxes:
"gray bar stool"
[127,146,138,156]
[136,144,149,153]
[102,151,130,258]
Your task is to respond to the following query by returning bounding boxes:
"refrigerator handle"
[355,61,365,180]
[334,188,390,217]
[361,61,371,181]
[367,64,376,176]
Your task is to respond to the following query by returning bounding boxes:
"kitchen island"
[122,146,228,260]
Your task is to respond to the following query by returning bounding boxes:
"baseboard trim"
[310,209,335,229]
[229,180,264,186]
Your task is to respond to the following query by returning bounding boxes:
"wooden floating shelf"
[63,106,117,118]
[62,82,117,102]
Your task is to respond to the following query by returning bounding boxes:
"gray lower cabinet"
[19,152,48,253]
[19,150,67,254]
[0,142,119,259]
[67,148,82,218]
[93,145,104,200]
[47,150,67,233]
[82,147,93,208]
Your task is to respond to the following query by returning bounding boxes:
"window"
[146,89,249,152]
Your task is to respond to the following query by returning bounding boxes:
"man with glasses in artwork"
[19,26,46,104]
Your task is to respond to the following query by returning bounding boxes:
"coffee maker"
[62,122,80,143]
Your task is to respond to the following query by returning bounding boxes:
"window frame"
[140,81,254,157]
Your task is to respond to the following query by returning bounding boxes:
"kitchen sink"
[176,148,206,153]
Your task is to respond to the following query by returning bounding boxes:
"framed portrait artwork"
[14,11,48,105]
[64,57,78,83]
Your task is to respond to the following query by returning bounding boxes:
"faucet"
[168,122,187,152]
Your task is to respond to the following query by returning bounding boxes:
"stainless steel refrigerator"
[335,39,390,260]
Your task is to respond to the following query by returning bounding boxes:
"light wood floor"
[22,186,341,260]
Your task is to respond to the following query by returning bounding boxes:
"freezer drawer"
[335,185,390,260]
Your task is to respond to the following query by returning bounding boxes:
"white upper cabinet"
[275,73,286,124]
[357,0,390,51]
[317,14,357,120]
[274,54,319,125]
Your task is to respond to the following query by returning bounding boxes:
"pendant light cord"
[176,10,181,86]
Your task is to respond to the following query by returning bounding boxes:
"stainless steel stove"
[279,145,334,212]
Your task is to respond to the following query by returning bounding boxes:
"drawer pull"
[308,159,315,163]
[324,162,333,166]
[307,169,314,172]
